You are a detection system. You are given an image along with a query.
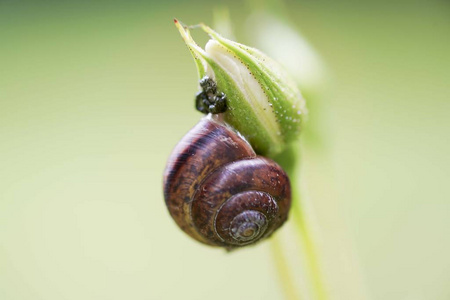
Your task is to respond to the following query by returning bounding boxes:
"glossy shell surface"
[163,118,291,248]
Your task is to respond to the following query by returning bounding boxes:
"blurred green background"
[1,0,449,299]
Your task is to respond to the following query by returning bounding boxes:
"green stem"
[291,189,328,300]
[274,145,328,300]
[270,235,302,300]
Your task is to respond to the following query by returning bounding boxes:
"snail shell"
[163,117,291,248]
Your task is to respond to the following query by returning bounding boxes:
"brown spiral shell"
[163,117,291,249]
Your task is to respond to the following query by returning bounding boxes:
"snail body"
[163,117,291,249]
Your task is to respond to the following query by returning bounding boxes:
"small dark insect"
[199,76,217,95]
[195,76,227,114]
[209,92,226,114]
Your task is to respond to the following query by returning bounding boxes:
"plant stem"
[291,188,328,300]
[273,145,328,300]
[270,235,302,300]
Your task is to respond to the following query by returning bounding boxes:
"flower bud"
[175,20,306,157]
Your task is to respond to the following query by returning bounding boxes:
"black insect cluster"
[195,76,227,114]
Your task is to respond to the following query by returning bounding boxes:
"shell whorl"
[163,118,291,248]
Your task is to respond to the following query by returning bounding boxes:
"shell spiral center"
[230,210,268,243]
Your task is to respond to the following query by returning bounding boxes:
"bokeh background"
[1,0,449,299]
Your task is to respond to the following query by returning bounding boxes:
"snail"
[163,83,292,248]
[164,21,305,249]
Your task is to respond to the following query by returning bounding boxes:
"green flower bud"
[175,19,307,158]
